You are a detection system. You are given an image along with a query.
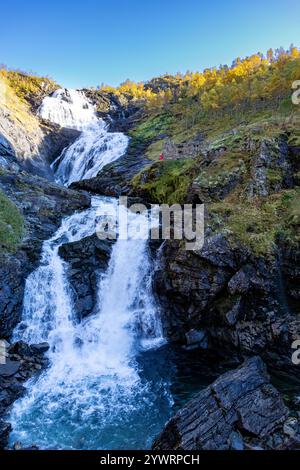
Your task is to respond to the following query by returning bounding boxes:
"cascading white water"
[8,88,173,449]
[9,197,169,449]
[39,89,98,129]
[39,88,128,185]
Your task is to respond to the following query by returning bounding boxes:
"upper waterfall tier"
[38,88,98,130]
[38,88,129,185]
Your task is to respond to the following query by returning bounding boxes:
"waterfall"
[9,197,168,449]
[39,89,98,129]
[9,89,171,449]
[39,88,128,185]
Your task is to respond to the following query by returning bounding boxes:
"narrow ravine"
[8,90,172,449]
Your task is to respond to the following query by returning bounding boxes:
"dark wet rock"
[196,232,247,269]
[8,340,49,360]
[59,234,114,320]
[0,255,27,338]
[24,123,80,180]
[0,339,49,449]
[30,342,50,355]
[0,360,20,377]
[153,232,300,376]
[0,421,11,449]
[153,234,248,342]
[153,357,297,450]
[185,329,208,350]
[227,265,257,295]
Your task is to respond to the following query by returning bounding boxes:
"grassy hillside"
[130,111,300,255]
[112,46,300,257]
[0,68,57,108]
[0,68,59,162]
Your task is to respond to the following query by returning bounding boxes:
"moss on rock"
[0,189,24,252]
[132,159,196,205]
[209,188,300,256]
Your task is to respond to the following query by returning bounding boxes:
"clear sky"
[1,0,299,88]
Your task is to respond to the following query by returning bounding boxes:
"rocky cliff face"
[144,131,300,377]
[0,73,79,179]
[0,341,50,449]
[154,234,300,375]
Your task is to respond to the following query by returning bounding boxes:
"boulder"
[247,137,293,198]
[153,357,295,450]
[185,329,208,350]
[59,234,114,320]
[0,360,20,377]
[0,339,50,448]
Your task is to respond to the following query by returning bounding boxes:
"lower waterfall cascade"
[9,197,173,449]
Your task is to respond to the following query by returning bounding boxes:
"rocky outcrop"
[163,134,206,160]
[0,76,79,179]
[153,231,300,376]
[0,110,80,180]
[153,357,300,450]
[0,340,49,449]
[247,136,293,197]
[59,235,114,321]
[147,132,300,376]
[25,122,80,179]
[82,88,144,133]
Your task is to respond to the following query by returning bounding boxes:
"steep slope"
[148,115,300,376]
[0,70,79,178]
[70,49,300,377]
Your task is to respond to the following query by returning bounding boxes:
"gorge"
[5,89,172,449]
[0,55,299,451]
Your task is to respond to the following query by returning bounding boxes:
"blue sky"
[1,0,299,88]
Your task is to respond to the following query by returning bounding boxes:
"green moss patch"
[132,159,196,205]
[209,188,300,256]
[0,190,24,252]
[130,113,175,145]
